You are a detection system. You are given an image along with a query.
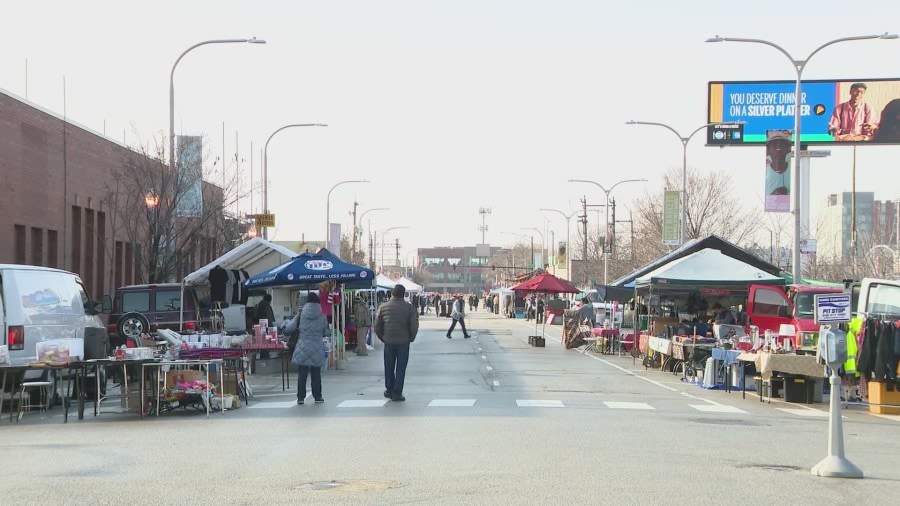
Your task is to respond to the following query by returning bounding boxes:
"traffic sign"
[255,213,275,228]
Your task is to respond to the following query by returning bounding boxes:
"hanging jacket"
[843,317,862,377]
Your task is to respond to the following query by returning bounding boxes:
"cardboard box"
[209,372,240,396]
[869,381,900,415]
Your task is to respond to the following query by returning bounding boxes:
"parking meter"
[817,325,847,367]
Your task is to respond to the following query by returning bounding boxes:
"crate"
[783,376,815,404]
[868,381,900,415]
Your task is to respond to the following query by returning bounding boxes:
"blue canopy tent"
[244,249,375,367]
[244,248,375,289]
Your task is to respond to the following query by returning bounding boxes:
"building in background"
[418,245,504,294]
[817,192,898,263]
[0,90,226,297]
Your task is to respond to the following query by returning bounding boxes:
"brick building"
[0,90,225,298]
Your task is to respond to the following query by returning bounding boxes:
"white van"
[1,264,108,366]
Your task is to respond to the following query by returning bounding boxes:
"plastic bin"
[784,376,815,403]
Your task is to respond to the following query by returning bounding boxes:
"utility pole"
[580,196,588,287]
[351,200,359,263]
[394,237,400,267]
[369,232,376,271]
[616,210,635,263]
[610,198,616,259]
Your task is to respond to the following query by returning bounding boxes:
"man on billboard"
[764,130,791,213]
[827,82,875,141]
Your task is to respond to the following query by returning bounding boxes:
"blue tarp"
[244,248,375,289]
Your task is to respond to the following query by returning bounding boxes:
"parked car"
[746,283,844,350]
[106,283,210,347]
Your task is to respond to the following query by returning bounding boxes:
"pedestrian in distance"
[285,292,329,405]
[446,294,471,339]
[374,284,419,402]
[353,294,372,356]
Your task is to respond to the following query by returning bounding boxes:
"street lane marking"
[492,380,500,387]
[690,404,747,414]
[481,355,487,360]
[604,401,654,410]
[777,408,828,417]
[428,399,477,407]
[248,401,299,409]
[337,400,389,408]
[516,400,564,408]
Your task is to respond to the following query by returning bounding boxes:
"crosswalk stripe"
[428,399,477,407]
[777,408,827,417]
[248,401,297,409]
[516,400,564,408]
[689,404,747,414]
[603,401,654,410]
[337,400,389,408]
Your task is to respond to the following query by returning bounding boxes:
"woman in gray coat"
[284,292,329,404]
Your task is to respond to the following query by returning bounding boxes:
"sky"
[3,1,900,266]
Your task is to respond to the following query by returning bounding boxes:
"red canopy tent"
[510,272,580,294]
[510,272,580,344]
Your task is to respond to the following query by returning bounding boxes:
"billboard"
[708,78,900,145]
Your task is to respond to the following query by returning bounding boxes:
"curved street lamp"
[326,180,370,250]
[169,37,265,177]
[706,32,896,287]
[626,120,725,245]
[540,207,578,280]
[379,226,409,272]
[261,122,328,238]
[358,207,389,265]
[569,178,648,285]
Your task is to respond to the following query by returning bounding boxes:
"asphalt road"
[3,309,900,505]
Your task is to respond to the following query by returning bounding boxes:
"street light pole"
[358,207,389,265]
[326,180,370,251]
[522,227,545,270]
[540,208,578,280]
[261,123,328,239]
[706,33,897,285]
[169,37,265,182]
[626,121,723,245]
[379,226,409,272]
[569,178,648,285]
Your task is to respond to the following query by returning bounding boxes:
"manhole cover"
[293,480,400,492]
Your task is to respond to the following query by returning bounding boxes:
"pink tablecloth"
[590,328,619,338]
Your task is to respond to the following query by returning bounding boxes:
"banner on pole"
[662,190,680,246]
[765,129,792,213]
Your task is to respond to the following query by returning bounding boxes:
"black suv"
[106,284,210,347]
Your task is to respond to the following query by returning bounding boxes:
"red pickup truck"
[746,284,844,350]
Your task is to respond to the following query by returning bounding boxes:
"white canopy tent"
[375,274,396,289]
[396,276,423,293]
[635,248,784,288]
[181,237,299,328]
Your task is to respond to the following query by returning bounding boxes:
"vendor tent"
[635,248,784,289]
[183,237,297,287]
[376,274,396,289]
[244,248,375,289]
[396,276,423,293]
[611,234,783,287]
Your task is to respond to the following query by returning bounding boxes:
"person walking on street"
[354,294,372,356]
[285,292,329,405]
[446,294,471,339]
[374,285,419,402]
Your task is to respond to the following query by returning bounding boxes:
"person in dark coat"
[285,292,329,405]
[374,285,419,402]
[255,293,276,325]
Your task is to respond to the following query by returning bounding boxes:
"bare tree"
[101,135,247,288]
[627,167,764,273]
